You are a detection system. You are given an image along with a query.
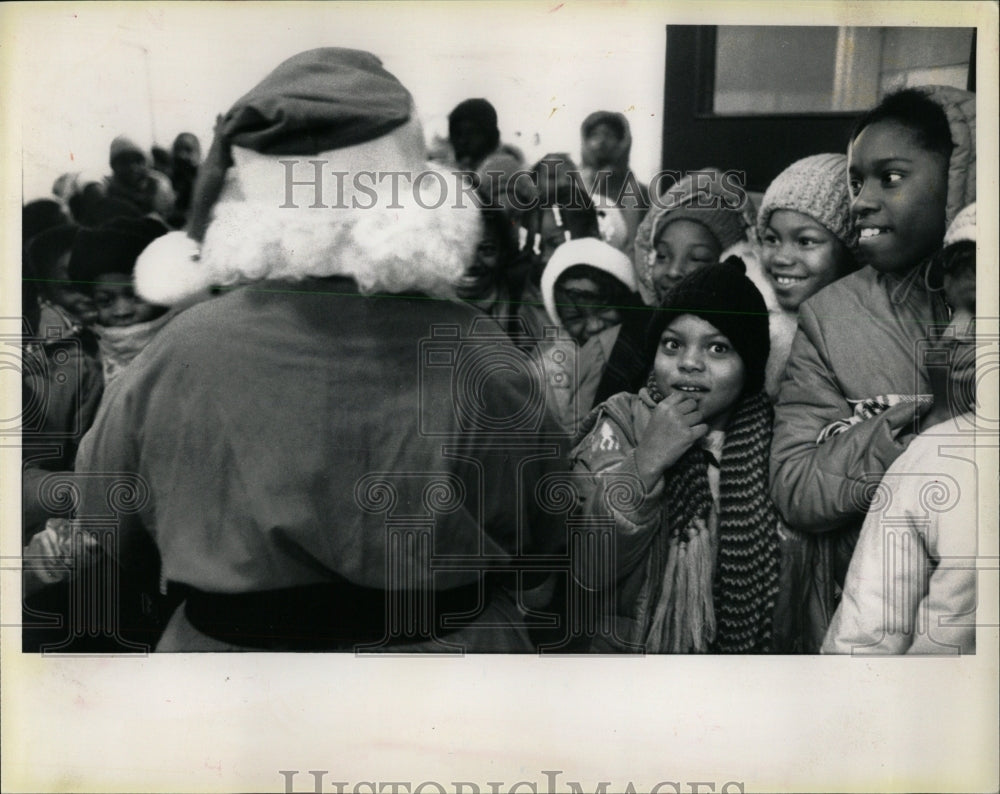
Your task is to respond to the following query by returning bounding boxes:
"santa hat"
[135,48,480,305]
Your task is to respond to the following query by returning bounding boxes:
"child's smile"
[848,120,949,274]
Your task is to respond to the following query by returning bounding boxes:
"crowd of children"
[19,47,980,654]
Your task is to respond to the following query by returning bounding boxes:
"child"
[514,153,603,350]
[633,172,750,306]
[593,171,752,406]
[67,216,172,384]
[571,257,779,653]
[518,152,602,277]
[535,237,640,435]
[579,111,650,248]
[756,153,859,399]
[770,86,975,638]
[104,135,176,221]
[22,225,104,537]
[822,203,979,654]
[27,224,98,328]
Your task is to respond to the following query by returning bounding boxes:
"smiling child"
[769,86,975,645]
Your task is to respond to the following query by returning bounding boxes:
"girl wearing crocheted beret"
[570,256,781,653]
[756,153,860,400]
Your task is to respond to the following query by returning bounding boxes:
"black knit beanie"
[68,216,169,286]
[448,98,499,138]
[646,255,770,394]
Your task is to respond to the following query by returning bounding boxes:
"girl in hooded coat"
[770,86,975,649]
[535,237,642,436]
[579,111,650,247]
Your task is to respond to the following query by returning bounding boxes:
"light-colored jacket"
[823,414,981,654]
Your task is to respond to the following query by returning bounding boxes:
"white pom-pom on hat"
[135,231,213,305]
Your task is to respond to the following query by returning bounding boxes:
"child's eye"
[709,342,732,355]
[848,178,862,197]
[882,171,904,185]
[797,237,821,248]
[761,232,779,246]
[661,338,680,352]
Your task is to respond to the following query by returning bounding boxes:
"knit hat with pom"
[647,255,770,395]
[756,153,853,249]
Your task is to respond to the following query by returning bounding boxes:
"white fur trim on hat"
[134,118,482,304]
[944,202,975,247]
[135,232,212,306]
[540,237,637,328]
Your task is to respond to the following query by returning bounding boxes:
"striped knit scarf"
[645,372,780,653]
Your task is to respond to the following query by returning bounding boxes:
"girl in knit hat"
[67,216,173,385]
[756,153,859,399]
[633,172,752,306]
[534,237,642,435]
[771,86,975,650]
[570,256,780,653]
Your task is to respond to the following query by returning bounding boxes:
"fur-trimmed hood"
[916,85,975,228]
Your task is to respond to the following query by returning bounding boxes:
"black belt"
[181,578,492,651]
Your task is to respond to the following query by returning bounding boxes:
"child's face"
[451,120,493,169]
[848,120,948,274]
[555,274,623,345]
[111,153,150,191]
[929,266,976,416]
[583,122,623,168]
[171,134,201,169]
[50,252,98,325]
[652,219,720,300]
[761,209,852,311]
[654,314,745,431]
[92,273,161,328]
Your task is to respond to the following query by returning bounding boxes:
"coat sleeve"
[770,302,909,531]
[569,406,664,591]
[821,483,928,654]
[73,371,153,570]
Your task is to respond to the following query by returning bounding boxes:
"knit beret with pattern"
[756,153,853,249]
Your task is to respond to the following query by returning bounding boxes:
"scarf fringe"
[641,372,779,653]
